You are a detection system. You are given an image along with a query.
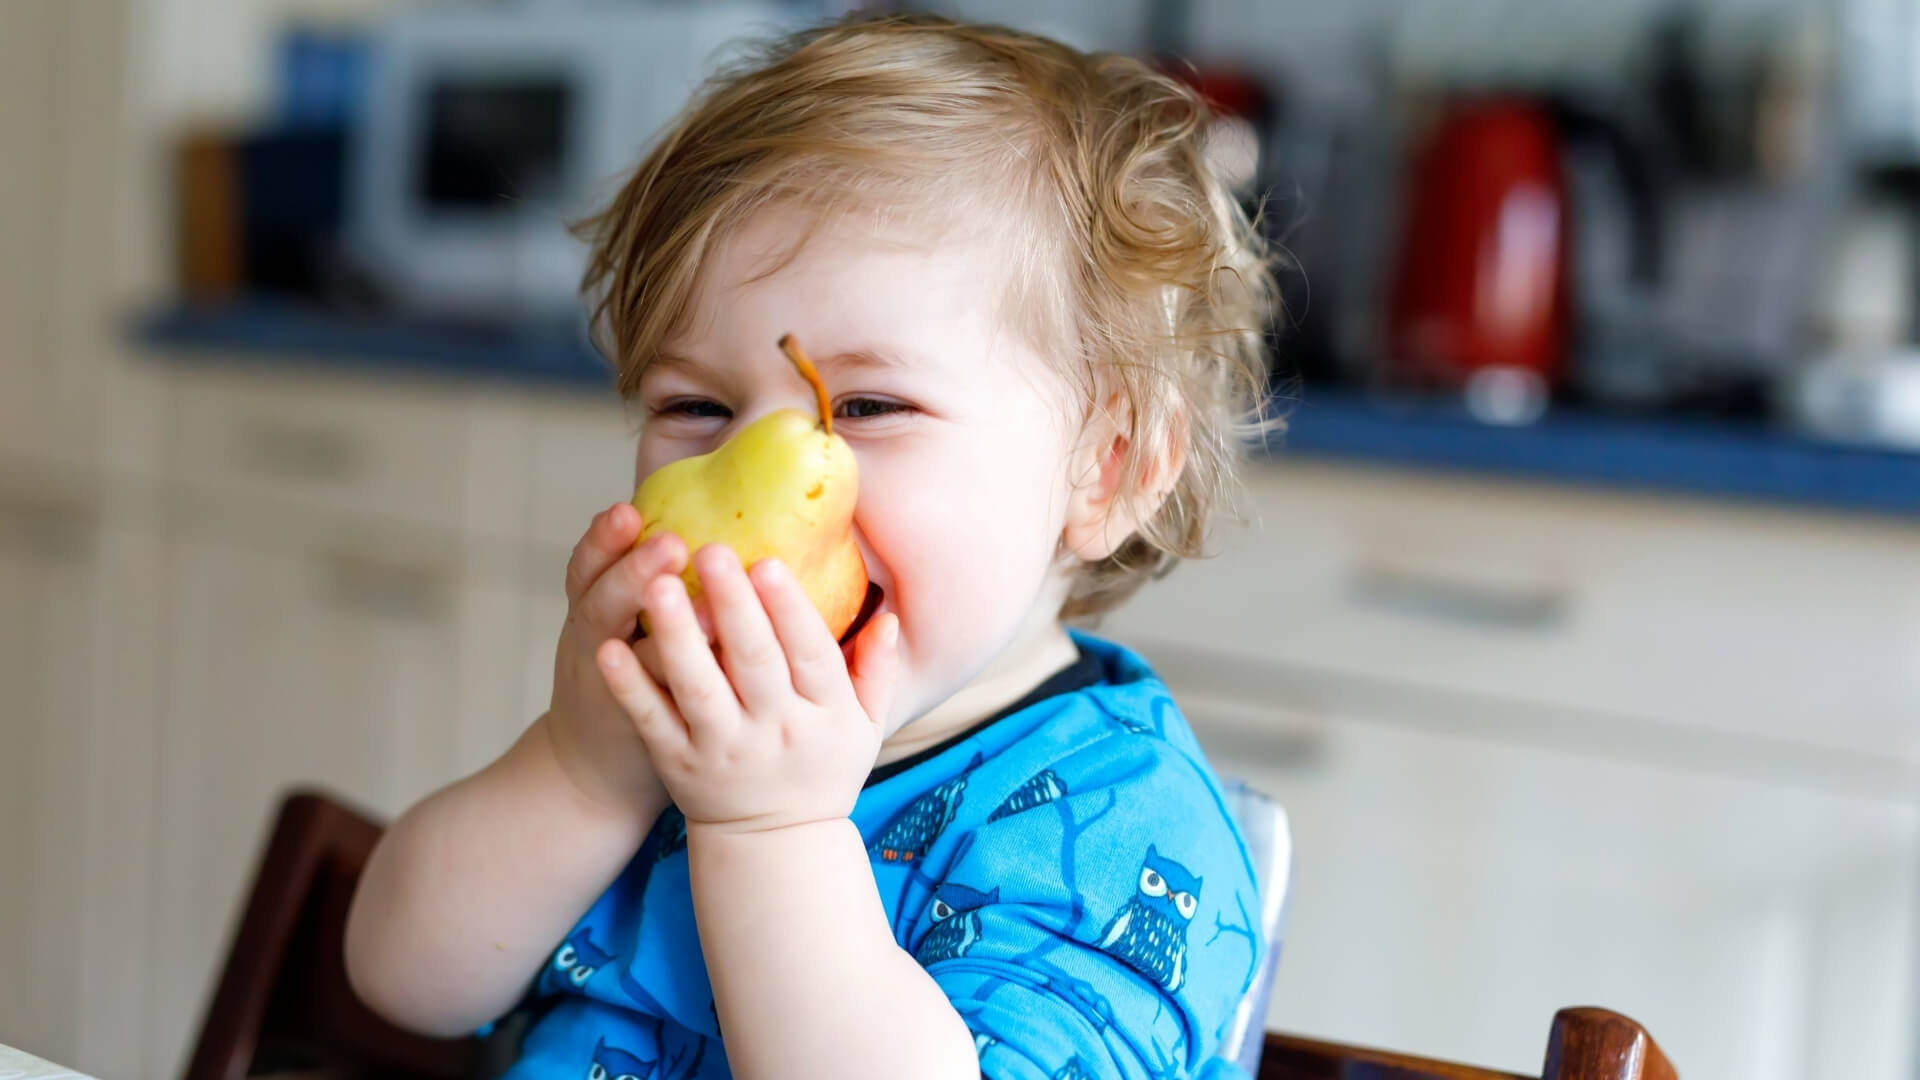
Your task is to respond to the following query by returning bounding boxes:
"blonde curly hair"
[578,13,1277,619]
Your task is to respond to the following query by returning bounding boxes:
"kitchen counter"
[1268,390,1920,518]
[139,301,1920,519]
[140,300,612,387]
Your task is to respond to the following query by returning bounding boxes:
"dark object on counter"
[174,126,350,304]
[1646,9,1826,185]
[1385,96,1667,415]
[1387,98,1571,396]
[177,132,244,301]
[1556,100,1670,409]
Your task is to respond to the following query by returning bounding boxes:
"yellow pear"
[632,335,870,639]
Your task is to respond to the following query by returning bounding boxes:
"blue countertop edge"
[138,302,618,388]
[136,302,1920,520]
[1269,394,1920,518]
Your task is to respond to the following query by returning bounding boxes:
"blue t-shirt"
[501,632,1263,1080]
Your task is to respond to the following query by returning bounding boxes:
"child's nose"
[731,392,824,432]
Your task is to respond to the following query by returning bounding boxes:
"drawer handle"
[1189,715,1327,774]
[317,555,450,622]
[231,421,362,484]
[1346,563,1570,632]
[0,499,93,563]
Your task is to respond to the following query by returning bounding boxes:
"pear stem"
[777,333,833,436]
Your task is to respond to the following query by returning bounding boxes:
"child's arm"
[689,821,977,1080]
[344,505,683,1036]
[597,545,977,1080]
[343,714,665,1035]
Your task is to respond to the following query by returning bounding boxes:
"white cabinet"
[166,365,496,538]
[511,394,638,752]
[0,0,141,474]
[0,483,166,1080]
[0,0,58,464]
[142,523,524,1077]
[514,574,568,744]
[1104,462,1920,774]
[519,394,638,556]
[114,369,540,1077]
[1102,459,1920,1080]
[0,491,99,1062]
[1151,645,1918,1080]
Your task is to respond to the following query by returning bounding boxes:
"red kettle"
[1387,98,1571,392]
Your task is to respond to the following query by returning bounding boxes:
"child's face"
[634,204,1084,733]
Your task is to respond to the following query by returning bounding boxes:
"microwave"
[349,2,806,323]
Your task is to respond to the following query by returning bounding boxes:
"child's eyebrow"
[646,351,705,378]
[645,344,912,382]
[819,347,910,374]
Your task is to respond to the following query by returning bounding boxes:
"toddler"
[345,14,1277,1080]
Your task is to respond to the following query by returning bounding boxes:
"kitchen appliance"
[1386,98,1571,401]
[1384,96,1665,414]
[348,1,802,323]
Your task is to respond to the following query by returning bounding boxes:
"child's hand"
[545,503,688,818]
[595,542,902,834]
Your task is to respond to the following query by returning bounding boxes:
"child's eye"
[834,396,913,421]
[656,397,732,419]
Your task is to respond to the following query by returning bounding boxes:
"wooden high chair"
[182,790,1678,1080]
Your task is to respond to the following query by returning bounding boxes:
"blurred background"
[1,0,1917,1077]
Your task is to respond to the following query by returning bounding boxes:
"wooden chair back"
[182,790,478,1080]
[1260,1008,1677,1079]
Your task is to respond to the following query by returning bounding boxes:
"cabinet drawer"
[1210,705,1917,1080]
[167,366,475,536]
[1101,461,1920,770]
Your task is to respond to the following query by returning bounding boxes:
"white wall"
[135,0,392,127]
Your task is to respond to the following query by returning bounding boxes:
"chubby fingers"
[575,528,689,640]
[595,638,689,756]
[752,558,888,712]
[564,503,641,603]
[642,570,741,740]
[694,544,794,713]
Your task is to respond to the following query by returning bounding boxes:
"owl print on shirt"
[586,1037,656,1080]
[988,768,1068,822]
[552,927,615,990]
[1098,845,1201,993]
[871,754,980,862]
[914,881,999,965]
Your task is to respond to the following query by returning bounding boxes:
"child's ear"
[1062,395,1186,563]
